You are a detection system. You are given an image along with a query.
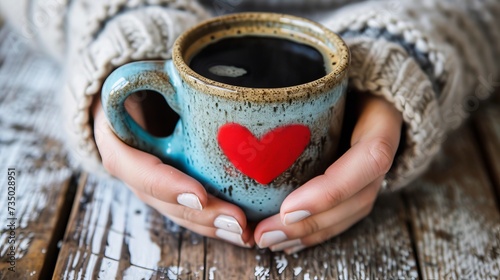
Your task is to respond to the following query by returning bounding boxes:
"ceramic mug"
[101,12,350,221]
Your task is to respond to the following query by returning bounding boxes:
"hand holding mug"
[93,97,254,247]
[99,12,350,247]
[101,13,350,221]
[254,93,403,253]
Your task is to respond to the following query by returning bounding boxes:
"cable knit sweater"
[0,0,498,191]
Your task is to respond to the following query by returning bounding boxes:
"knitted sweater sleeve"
[0,0,211,177]
[318,0,500,190]
[1,0,498,191]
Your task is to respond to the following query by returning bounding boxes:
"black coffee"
[189,36,327,88]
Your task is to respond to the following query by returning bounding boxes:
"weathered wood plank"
[176,194,417,279]
[176,229,205,279]
[267,193,418,279]
[53,176,418,279]
[53,174,185,279]
[404,127,500,279]
[203,238,271,279]
[0,27,74,280]
[56,173,274,280]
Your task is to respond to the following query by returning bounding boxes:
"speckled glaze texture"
[102,13,350,221]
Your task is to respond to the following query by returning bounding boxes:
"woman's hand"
[92,96,254,248]
[254,94,403,254]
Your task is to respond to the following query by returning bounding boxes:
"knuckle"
[140,168,164,200]
[367,138,395,176]
[322,181,350,206]
[180,206,199,222]
[313,230,334,246]
[301,217,321,235]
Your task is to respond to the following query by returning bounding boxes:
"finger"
[133,190,254,247]
[133,189,250,236]
[283,207,373,255]
[168,216,254,248]
[279,96,402,225]
[351,94,403,146]
[255,176,382,249]
[93,100,208,208]
[264,207,370,253]
[269,179,383,254]
[124,92,147,128]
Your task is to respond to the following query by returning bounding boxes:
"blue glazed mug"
[101,13,350,221]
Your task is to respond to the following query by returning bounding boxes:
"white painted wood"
[0,27,73,279]
[405,127,500,279]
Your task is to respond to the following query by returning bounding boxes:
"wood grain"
[267,193,418,279]
[2,11,500,279]
[203,239,272,279]
[54,172,274,280]
[53,174,187,279]
[0,27,75,280]
[176,229,205,279]
[404,127,500,279]
[54,175,419,279]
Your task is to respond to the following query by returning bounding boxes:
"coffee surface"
[189,36,327,88]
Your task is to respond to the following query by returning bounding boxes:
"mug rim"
[172,12,350,103]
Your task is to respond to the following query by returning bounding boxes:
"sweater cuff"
[61,6,208,176]
[321,11,445,191]
[345,37,443,190]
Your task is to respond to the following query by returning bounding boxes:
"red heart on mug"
[217,123,311,185]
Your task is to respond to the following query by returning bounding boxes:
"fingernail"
[284,244,306,255]
[215,229,253,248]
[214,215,243,234]
[177,193,202,210]
[270,239,302,252]
[258,230,287,248]
[283,210,311,225]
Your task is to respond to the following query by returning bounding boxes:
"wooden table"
[1,26,499,280]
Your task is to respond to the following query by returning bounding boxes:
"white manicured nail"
[214,215,243,234]
[284,244,306,255]
[270,239,302,252]
[215,229,252,248]
[258,230,287,248]
[177,193,202,210]
[283,210,311,225]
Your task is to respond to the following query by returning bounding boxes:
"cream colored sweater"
[0,0,498,191]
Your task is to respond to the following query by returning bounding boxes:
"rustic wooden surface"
[0,25,499,280]
[0,28,76,279]
[404,127,500,279]
[53,174,418,280]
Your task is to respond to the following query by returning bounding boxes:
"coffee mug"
[101,12,350,221]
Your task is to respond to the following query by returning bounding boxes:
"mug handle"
[101,60,184,164]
